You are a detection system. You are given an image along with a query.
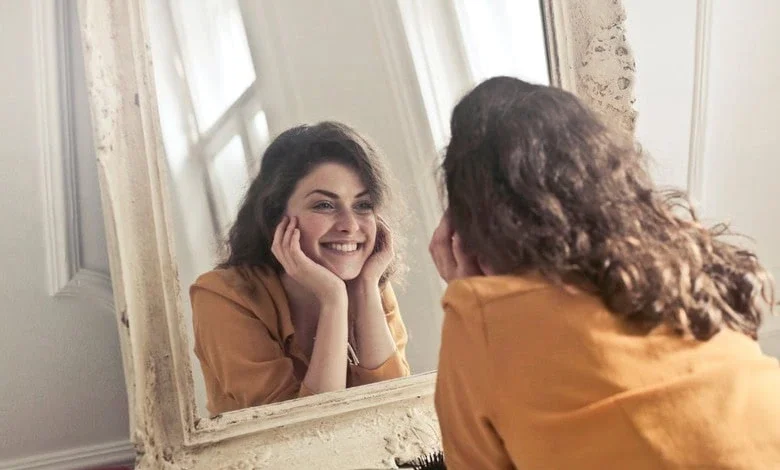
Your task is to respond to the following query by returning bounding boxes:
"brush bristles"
[408,451,446,470]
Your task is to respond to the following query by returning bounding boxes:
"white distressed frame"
[76,0,637,468]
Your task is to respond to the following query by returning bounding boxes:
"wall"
[624,0,780,356]
[0,1,131,469]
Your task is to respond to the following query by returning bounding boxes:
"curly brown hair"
[220,121,405,286]
[442,76,774,340]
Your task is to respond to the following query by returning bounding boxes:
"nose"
[335,209,360,233]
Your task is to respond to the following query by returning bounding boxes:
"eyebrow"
[305,189,370,199]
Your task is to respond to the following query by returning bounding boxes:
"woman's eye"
[354,201,374,213]
[313,201,335,210]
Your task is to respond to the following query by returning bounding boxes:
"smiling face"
[285,162,377,280]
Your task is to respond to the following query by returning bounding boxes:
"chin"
[311,250,368,281]
[326,265,363,281]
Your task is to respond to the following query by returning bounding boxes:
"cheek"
[294,215,329,252]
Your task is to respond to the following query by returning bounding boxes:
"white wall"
[624,0,697,191]
[0,1,131,469]
[624,0,780,356]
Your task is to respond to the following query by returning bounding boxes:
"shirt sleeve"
[434,280,514,469]
[191,284,309,412]
[349,283,411,385]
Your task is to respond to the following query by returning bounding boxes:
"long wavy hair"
[442,76,774,340]
[220,121,405,286]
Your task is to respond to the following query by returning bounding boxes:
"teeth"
[324,243,358,252]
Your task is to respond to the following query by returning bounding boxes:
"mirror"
[77,0,637,466]
[144,0,551,417]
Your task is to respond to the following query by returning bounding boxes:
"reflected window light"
[249,109,271,168]
[154,67,190,175]
[168,0,256,131]
[209,136,250,230]
[454,0,549,86]
[251,110,270,148]
[146,0,190,175]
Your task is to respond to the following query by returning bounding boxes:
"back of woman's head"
[220,121,404,285]
[443,76,773,340]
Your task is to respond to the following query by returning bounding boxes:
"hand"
[428,212,484,283]
[354,216,394,287]
[272,216,346,304]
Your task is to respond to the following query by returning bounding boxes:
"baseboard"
[0,440,135,470]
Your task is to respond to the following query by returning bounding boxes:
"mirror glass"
[144,0,550,418]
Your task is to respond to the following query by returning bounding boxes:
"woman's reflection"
[190,122,410,416]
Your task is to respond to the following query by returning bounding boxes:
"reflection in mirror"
[145,0,550,417]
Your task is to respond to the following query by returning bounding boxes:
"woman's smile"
[321,241,363,254]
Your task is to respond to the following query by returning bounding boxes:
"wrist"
[348,275,380,294]
[318,289,348,312]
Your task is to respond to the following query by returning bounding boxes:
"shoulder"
[442,274,555,318]
[195,264,280,290]
[191,266,284,320]
[443,274,624,348]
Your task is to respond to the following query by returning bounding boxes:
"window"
[146,0,270,237]
[453,0,550,87]
[398,0,550,150]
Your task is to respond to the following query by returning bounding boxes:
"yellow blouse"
[435,275,780,469]
[191,266,410,416]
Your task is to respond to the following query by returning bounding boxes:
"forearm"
[302,296,349,394]
[350,281,397,369]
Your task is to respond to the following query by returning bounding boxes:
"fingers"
[284,218,318,274]
[272,216,288,250]
[272,216,290,266]
[289,225,306,263]
[451,234,469,267]
[428,212,485,281]
[477,257,495,276]
[431,242,456,281]
[429,215,457,281]
[273,216,303,273]
[272,217,345,300]
[374,216,394,256]
[429,214,451,253]
[452,234,483,278]
[283,216,296,252]
[433,211,453,241]
[382,227,394,256]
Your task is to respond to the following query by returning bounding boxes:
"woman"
[191,121,410,417]
[430,77,780,469]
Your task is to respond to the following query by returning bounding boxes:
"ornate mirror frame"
[76,0,637,468]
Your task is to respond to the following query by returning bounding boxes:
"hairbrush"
[396,450,446,470]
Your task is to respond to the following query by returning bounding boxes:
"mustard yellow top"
[435,275,780,469]
[191,266,410,416]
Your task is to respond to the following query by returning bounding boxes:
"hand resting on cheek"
[428,211,485,283]
[272,215,347,304]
